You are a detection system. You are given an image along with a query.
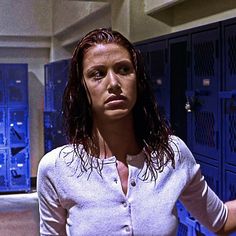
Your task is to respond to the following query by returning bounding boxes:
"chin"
[105,109,132,120]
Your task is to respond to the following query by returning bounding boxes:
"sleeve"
[37,150,67,236]
[177,138,228,233]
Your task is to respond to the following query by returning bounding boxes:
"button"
[125,225,131,232]
[122,201,128,207]
[114,178,118,183]
[130,179,136,187]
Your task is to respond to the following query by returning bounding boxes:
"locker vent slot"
[229,113,236,153]
[228,35,236,75]
[195,111,215,147]
[194,41,214,77]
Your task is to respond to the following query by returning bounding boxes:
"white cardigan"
[37,136,227,236]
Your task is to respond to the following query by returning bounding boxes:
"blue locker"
[8,108,28,147]
[5,64,28,106]
[44,59,70,153]
[0,149,8,190]
[52,59,70,111]
[9,147,30,191]
[221,21,236,166]
[187,25,221,161]
[135,39,170,120]
[0,63,30,193]
[44,59,70,112]
[0,109,6,146]
[148,40,170,119]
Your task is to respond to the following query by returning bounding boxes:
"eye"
[116,62,134,75]
[88,69,106,80]
[119,66,131,75]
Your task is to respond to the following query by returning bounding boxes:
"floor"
[0,191,39,236]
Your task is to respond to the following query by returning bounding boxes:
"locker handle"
[10,169,22,178]
[219,90,236,99]
[185,90,204,112]
[10,127,22,140]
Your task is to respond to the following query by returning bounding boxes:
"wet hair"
[62,28,175,180]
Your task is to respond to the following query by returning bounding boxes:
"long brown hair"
[62,28,175,180]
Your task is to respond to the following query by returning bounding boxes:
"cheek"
[83,81,94,104]
[129,81,138,103]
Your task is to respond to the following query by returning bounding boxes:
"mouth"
[105,95,127,104]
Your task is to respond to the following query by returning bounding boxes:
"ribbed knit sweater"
[37,136,227,236]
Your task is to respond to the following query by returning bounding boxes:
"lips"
[105,95,127,104]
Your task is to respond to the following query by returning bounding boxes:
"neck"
[91,115,141,162]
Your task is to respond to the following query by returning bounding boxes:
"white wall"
[0,0,52,36]
[50,0,111,61]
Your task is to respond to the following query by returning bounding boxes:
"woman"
[37,28,236,235]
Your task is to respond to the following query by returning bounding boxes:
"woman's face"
[82,43,137,123]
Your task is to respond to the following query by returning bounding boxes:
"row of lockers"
[134,15,236,236]
[0,64,30,192]
[135,17,236,201]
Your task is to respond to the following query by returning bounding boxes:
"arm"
[37,151,67,236]
[216,200,236,235]
[175,137,228,232]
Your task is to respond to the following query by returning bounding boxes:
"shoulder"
[38,145,74,175]
[169,135,194,160]
[169,135,199,175]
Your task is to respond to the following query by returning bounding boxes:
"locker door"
[169,35,190,142]
[221,22,236,166]
[5,64,28,106]
[187,27,221,160]
[52,59,70,111]
[8,147,30,191]
[148,40,169,119]
[8,108,28,147]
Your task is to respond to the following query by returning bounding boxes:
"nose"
[107,70,121,93]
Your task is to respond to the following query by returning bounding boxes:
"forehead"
[83,43,132,61]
